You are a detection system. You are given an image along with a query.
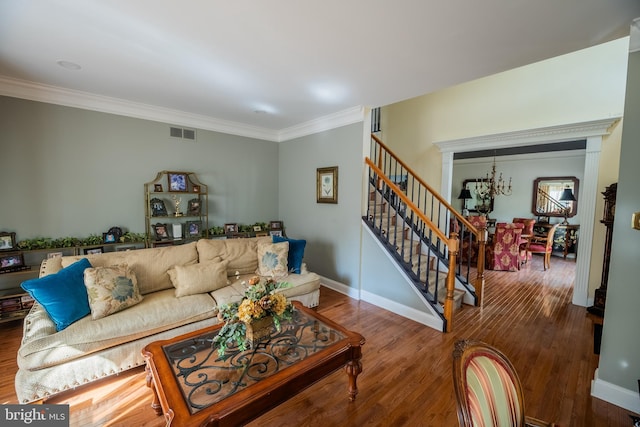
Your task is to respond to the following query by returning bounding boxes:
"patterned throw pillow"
[256,241,289,278]
[83,264,143,320]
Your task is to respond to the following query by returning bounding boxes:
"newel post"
[475,226,487,307]
[444,233,459,332]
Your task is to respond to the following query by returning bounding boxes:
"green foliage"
[17,231,146,250]
[212,278,294,356]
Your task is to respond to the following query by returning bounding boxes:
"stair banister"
[369,134,486,305]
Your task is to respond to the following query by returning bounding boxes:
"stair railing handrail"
[366,158,460,331]
[369,133,487,307]
[371,134,479,236]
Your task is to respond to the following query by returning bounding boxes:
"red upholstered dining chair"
[460,215,487,264]
[527,223,559,271]
[452,339,557,427]
[513,218,536,265]
[486,223,524,271]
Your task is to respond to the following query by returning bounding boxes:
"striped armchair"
[453,339,556,427]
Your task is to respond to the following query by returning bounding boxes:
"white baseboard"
[360,290,444,331]
[591,368,640,413]
[319,275,360,299]
[318,275,444,331]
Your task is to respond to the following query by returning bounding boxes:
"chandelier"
[475,157,512,200]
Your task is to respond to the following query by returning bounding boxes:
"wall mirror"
[532,176,579,218]
[462,178,494,214]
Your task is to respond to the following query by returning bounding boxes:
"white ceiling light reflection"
[251,103,278,115]
[310,82,347,103]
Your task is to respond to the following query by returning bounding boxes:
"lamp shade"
[458,188,472,200]
[559,187,576,201]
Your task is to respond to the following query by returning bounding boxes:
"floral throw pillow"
[84,264,143,320]
[256,241,289,279]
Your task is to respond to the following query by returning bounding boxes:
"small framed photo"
[193,185,200,193]
[0,252,26,272]
[172,223,183,240]
[269,221,283,230]
[187,198,201,216]
[154,184,163,192]
[150,198,168,217]
[186,221,202,237]
[224,223,238,234]
[47,252,63,259]
[153,223,170,240]
[116,245,137,252]
[317,166,338,204]
[83,247,104,255]
[168,172,188,192]
[253,225,262,232]
[0,232,17,251]
[269,230,283,237]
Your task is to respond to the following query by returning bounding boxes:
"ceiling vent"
[169,126,196,141]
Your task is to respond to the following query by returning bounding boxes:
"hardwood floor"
[1,255,637,426]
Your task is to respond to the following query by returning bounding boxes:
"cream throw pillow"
[168,260,229,297]
[84,264,143,320]
[256,241,289,278]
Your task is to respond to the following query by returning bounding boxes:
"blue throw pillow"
[21,258,92,331]
[272,235,306,274]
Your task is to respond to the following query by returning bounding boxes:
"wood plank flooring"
[1,255,638,426]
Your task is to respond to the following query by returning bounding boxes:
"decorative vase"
[244,315,274,347]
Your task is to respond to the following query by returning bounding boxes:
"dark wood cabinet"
[588,183,616,316]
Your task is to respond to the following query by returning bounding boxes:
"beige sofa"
[15,236,320,403]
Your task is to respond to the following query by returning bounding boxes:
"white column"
[573,136,601,306]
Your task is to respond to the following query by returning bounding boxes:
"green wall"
[0,96,279,241]
[595,47,640,412]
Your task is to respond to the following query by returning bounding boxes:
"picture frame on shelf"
[153,223,170,240]
[186,221,202,237]
[187,198,201,216]
[269,230,283,237]
[154,184,163,192]
[269,221,283,230]
[253,225,262,232]
[317,166,338,204]
[47,252,63,259]
[167,172,188,192]
[0,252,27,272]
[172,223,183,240]
[193,185,200,193]
[83,247,104,255]
[116,245,137,252]
[0,232,17,251]
[150,198,168,217]
[224,223,238,234]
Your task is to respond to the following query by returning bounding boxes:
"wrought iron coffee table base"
[142,302,365,426]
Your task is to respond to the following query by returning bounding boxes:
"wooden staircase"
[367,192,466,311]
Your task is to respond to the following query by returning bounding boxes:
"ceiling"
[1,1,639,140]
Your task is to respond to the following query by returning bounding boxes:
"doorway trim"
[434,117,621,307]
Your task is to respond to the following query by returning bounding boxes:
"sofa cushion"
[168,260,229,297]
[18,288,217,370]
[60,242,198,295]
[273,235,306,274]
[21,258,92,332]
[197,236,271,276]
[84,264,143,320]
[257,241,289,278]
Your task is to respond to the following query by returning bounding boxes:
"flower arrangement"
[213,276,293,355]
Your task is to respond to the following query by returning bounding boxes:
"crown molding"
[0,75,365,143]
[277,105,366,142]
[433,118,622,153]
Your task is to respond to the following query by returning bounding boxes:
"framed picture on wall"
[317,166,338,204]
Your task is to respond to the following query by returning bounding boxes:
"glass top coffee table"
[142,301,365,426]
